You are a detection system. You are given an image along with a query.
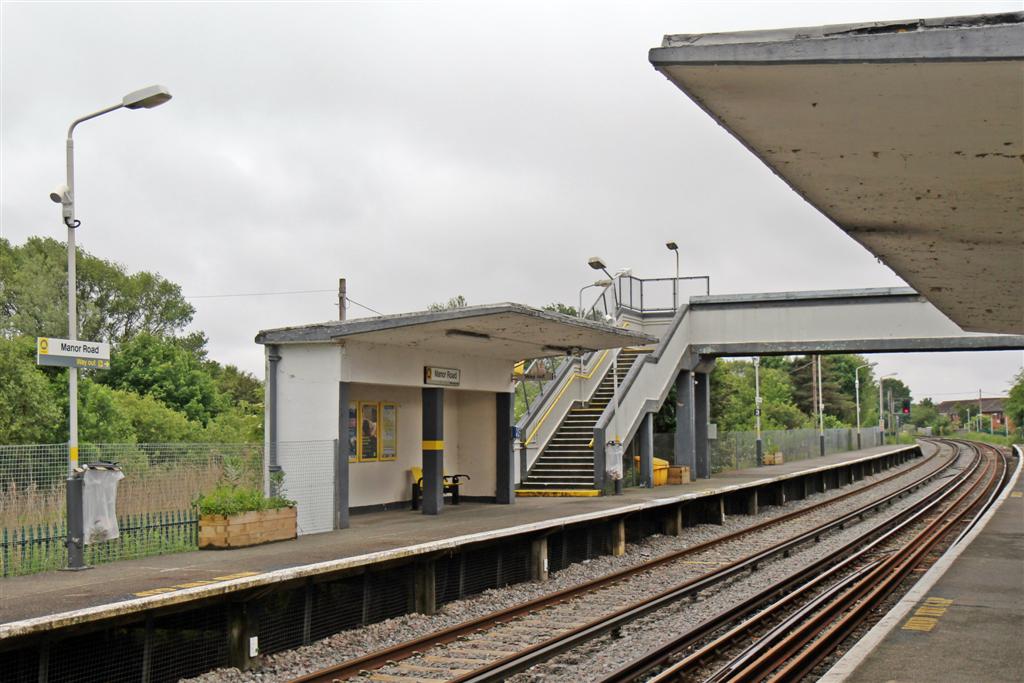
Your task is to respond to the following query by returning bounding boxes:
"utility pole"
[817,355,825,456]
[338,278,347,321]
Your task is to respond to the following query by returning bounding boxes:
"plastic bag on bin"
[605,441,624,480]
[82,465,124,544]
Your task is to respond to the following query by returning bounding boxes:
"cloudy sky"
[2,0,1021,402]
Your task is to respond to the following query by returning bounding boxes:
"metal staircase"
[519,348,650,491]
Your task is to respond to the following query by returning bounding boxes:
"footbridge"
[515,283,1024,493]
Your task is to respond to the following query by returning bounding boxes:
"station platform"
[0,443,917,641]
[825,445,1023,683]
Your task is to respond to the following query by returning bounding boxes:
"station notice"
[37,337,111,370]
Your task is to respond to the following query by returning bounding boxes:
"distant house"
[936,397,1014,431]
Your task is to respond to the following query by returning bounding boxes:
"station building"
[255,303,650,535]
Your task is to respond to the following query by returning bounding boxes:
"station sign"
[424,366,460,386]
[37,337,111,369]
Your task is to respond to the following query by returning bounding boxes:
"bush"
[195,485,293,517]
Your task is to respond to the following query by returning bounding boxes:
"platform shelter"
[255,303,651,533]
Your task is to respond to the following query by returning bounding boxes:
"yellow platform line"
[512,491,598,497]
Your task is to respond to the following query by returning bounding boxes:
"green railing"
[2,509,197,578]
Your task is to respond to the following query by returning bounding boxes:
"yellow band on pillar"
[70,446,79,466]
[421,440,444,451]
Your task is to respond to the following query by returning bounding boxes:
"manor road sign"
[36,337,111,369]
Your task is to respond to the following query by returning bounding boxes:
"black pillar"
[335,382,351,529]
[496,392,514,504]
[422,387,444,515]
[674,370,695,470]
[695,371,710,479]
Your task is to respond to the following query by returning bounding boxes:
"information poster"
[360,402,379,461]
[381,403,398,460]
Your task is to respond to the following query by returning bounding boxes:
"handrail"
[522,349,612,446]
[594,304,692,435]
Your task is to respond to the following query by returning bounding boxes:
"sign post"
[38,337,110,571]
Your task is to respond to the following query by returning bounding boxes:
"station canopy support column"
[495,391,514,504]
[421,387,444,515]
[674,369,696,471]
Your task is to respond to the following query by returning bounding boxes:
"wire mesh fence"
[709,427,883,473]
[0,442,263,577]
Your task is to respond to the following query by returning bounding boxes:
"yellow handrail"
[524,349,610,445]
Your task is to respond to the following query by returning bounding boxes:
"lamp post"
[754,357,762,466]
[578,278,613,319]
[666,241,679,309]
[878,373,898,445]
[854,362,875,450]
[52,85,172,570]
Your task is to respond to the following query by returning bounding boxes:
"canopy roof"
[255,303,653,360]
[650,13,1024,334]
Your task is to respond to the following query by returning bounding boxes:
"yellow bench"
[410,466,470,509]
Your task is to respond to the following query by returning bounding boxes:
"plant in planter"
[196,484,296,549]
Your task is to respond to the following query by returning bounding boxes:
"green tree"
[0,237,194,344]
[1006,369,1024,438]
[790,355,854,426]
[100,333,226,424]
[0,336,64,444]
[428,295,468,311]
[542,302,578,317]
[710,359,809,432]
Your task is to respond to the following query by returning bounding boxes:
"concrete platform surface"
[0,444,913,637]
[831,446,1023,683]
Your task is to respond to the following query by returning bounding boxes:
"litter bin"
[80,461,124,544]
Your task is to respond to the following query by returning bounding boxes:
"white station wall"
[269,340,511,520]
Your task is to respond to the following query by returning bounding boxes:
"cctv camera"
[49,184,70,204]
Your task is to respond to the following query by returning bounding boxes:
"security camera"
[49,184,70,204]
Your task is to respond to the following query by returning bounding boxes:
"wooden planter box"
[763,452,785,466]
[199,507,296,549]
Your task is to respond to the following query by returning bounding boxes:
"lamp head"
[666,241,678,251]
[593,278,612,287]
[123,85,172,110]
[588,256,607,271]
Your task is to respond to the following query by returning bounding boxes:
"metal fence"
[2,510,198,578]
[646,426,883,477]
[0,442,263,577]
[709,427,883,473]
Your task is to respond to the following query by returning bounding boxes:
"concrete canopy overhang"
[255,303,654,360]
[649,12,1024,335]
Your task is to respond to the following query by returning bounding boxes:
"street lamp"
[753,357,763,466]
[879,373,898,445]
[52,84,172,570]
[588,256,621,310]
[666,241,679,309]
[854,362,875,450]
[578,278,613,319]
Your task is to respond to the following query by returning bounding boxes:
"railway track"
[288,442,975,683]
[597,439,1012,683]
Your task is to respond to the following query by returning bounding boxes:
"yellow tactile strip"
[133,571,259,597]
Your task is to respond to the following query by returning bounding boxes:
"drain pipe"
[267,344,282,495]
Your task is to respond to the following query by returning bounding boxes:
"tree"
[0,336,64,444]
[1006,369,1024,438]
[0,237,194,344]
[790,355,854,425]
[428,295,468,311]
[542,302,578,317]
[709,359,809,432]
[100,333,226,424]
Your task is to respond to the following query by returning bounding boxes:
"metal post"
[612,351,622,495]
[64,135,85,570]
[754,357,762,466]
[817,355,825,456]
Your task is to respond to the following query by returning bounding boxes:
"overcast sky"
[2,0,1021,402]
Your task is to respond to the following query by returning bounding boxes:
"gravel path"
[185,443,949,683]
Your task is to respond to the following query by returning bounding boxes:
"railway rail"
[287,441,989,683]
[599,439,1012,683]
